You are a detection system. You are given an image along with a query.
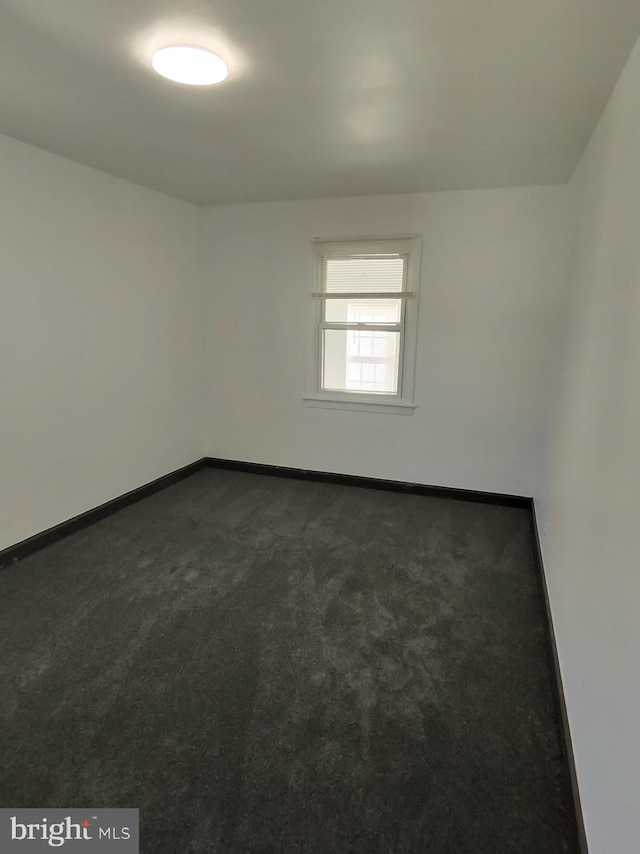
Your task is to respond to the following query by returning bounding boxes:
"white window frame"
[303,235,421,415]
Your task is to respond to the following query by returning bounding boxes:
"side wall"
[0,134,203,552]
[200,187,571,496]
[536,35,640,854]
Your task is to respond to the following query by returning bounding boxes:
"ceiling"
[1,0,639,205]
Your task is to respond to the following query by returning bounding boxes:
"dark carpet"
[0,469,577,853]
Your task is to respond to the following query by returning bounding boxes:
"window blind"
[324,256,405,294]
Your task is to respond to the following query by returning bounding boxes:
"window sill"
[303,395,416,415]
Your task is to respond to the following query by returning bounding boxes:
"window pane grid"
[321,329,401,395]
[323,297,405,327]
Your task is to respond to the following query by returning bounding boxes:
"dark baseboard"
[205,457,531,508]
[530,506,588,854]
[0,457,528,572]
[0,458,208,572]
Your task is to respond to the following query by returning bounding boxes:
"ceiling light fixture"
[151,45,228,85]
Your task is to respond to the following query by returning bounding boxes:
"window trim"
[305,235,421,414]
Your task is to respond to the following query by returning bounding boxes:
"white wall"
[0,133,202,552]
[200,187,571,496]
[0,138,572,550]
[536,35,640,854]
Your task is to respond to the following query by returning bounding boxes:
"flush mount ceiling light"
[151,45,228,85]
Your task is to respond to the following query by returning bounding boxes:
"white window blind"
[324,257,406,294]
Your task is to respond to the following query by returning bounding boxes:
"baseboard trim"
[530,505,588,854]
[205,457,531,508]
[0,458,208,571]
[0,458,528,572]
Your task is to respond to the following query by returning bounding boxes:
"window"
[305,237,420,414]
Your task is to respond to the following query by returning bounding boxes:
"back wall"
[200,187,571,496]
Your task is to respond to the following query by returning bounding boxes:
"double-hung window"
[306,237,420,414]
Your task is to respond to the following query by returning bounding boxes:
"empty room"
[1,1,639,852]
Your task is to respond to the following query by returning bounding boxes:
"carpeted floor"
[0,469,577,853]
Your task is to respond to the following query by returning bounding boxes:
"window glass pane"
[325,257,405,294]
[324,299,402,323]
[322,329,400,394]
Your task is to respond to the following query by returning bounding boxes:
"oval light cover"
[151,45,228,85]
